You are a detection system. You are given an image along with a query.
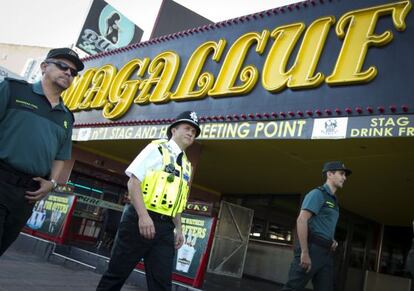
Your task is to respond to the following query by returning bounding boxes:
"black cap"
[322,161,352,176]
[46,48,84,71]
[167,111,201,139]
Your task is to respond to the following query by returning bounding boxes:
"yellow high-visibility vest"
[141,139,192,217]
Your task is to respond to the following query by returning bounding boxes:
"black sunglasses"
[45,60,78,77]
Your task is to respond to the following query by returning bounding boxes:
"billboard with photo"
[76,0,143,55]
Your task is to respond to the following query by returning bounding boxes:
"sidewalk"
[0,247,284,291]
[0,233,284,291]
[0,247,140,291]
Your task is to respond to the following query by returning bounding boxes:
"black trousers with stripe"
[97,204,175,291]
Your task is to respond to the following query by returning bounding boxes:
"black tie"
[177,152,183,166]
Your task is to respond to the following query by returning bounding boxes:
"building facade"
[56,0,414,290]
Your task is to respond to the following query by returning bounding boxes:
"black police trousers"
[0,180,36,257]
[97,204,175,291]
[282,240,334,291]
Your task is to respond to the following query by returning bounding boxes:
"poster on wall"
[76,0,143,55]
[173,213,215,279]
[26,192,76,237]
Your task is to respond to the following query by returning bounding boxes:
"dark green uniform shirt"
[0,78,74,177]
[301,184,339,240]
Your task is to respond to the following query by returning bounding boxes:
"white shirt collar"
[166,139,182,156]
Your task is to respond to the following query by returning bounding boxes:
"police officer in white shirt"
[97,111,200,291]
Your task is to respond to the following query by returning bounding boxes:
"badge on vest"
[165,163,181,182]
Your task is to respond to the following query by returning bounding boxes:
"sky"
[0,0,300,48]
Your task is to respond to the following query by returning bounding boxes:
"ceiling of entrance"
[75,137,414,226]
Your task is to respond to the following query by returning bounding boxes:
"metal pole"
[375,224,385,273]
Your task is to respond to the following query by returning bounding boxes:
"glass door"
[335,212,380,291]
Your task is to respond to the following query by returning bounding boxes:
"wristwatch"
[50,179,58,191]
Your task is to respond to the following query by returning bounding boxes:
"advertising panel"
[26,192,76,240]
[172,213,216,288]
[173,214,214,277]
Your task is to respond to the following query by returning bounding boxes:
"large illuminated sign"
[64,1,413,123]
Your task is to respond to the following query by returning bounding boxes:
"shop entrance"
[335,212,412,291]
[335,213,380,291]
[66,161,127,252]
[207,201,254,278]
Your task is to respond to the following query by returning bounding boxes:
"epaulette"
[4,77,28,85]
[151,139,168,155]
[151,139,168,145]
[317,186,327,193]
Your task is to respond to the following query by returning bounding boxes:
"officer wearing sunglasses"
[44,60,79,77]
[0,47,83,257]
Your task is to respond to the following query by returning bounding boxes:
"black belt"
[148,210,172,221]
[0,160,40,189]
[309,234,333,250]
